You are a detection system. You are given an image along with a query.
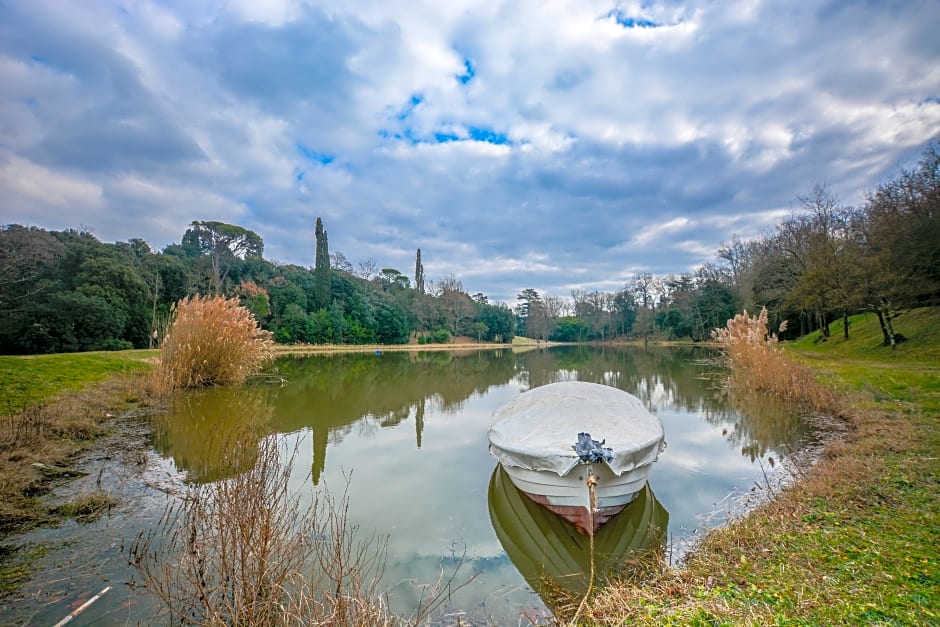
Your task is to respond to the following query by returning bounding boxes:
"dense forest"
[1,144,937,355]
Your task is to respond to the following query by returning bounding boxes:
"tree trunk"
[817,311,830,338]
[842,309,850,340]
[882,302,897,350]
[873,304,896,348]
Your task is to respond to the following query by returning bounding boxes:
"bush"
[430,329,451,343]
[154,295,274,392]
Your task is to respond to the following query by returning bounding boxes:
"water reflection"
[151,385,273,482]
[153,346,811,492]
[488,464,668,613]
[266,350,519,483]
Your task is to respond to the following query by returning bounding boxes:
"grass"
[0,350,156,416]
[712,307,839,414]
[52,490,118,523]
[583,307,940,625]
[0,351,156,542]
[129,430,459,625]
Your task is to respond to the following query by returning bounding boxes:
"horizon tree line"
[0,143,936,354]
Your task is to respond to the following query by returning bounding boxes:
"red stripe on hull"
[523,492,626,536]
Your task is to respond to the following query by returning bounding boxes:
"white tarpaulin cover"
[488,381,665,477]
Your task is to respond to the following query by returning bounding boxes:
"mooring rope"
[570,470,598,626]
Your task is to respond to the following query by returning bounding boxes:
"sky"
[1,1,938,305]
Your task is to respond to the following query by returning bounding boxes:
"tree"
[182,221,263,294]
[631,274,656,346]
[611,287,637,336]
[475,302,514,342]
[378,268,410,290]
[329,251,354,274]
[0,225,65,312]
[355,258,379,280]
[414,248,425,295]
[438,275,474,336]
[313,217,331,310]
[516,288,552,340]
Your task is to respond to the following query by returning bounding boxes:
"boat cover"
[488,381,665,477]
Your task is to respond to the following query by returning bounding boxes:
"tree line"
[1,144,936,355]
[514,143,939,346]
[0,217,515,354]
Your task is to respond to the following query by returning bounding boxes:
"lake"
[1,345,819,625]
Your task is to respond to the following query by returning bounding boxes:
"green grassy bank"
[0,350,157,544]
[584,308,940,625]
[0,350,157,415]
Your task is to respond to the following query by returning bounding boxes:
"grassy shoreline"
[582,310,939,624]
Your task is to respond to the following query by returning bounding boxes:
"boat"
[488,464,668,605]
[487,381,665,535]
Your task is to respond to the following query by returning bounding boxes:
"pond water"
[1,345,819,625]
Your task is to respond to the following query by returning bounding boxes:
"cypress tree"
[415,248,425,295]
[314,217,331,310]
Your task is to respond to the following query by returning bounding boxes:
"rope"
[570,471,598,626]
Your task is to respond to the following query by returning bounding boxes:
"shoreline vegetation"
[1,310,937,623]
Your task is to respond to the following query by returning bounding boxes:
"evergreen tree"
[415,248,425,295]
[313,217,331,310]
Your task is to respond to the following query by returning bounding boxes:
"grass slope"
[0,350,157,415]
[584,307,940,625]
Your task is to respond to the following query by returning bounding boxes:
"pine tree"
[313,217,331,310]
[414,248,425,295]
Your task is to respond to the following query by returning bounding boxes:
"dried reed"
[128,433,461,626]
[153,295,274,392]
[128,434,387,625]
[712,308,839,414]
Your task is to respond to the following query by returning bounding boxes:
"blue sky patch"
[434,131,461,143]
[296,142,334,165]
[605,10,659,28]
[396,93,424,121]
[468,126,510,145]
[457,59,475,84]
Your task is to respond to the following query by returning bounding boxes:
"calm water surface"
[3,345,818,625]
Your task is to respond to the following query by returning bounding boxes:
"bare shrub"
[128,434,394,625]
[128,432,465,626]
[712,308,839,414]
[153,295,274,393]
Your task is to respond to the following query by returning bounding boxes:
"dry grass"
[153,295,274,392]
[581,402,925,625]
[52,490,118,523]
[128,433,459,626]
[712,308,840,414]
[0,375,151,537]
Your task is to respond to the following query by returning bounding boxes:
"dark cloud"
[181,9,364,117]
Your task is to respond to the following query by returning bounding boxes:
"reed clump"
[712,308,839,414]
[128,434,457,626]
[153,295,274,392]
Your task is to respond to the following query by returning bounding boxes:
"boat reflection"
[488,464,668,610]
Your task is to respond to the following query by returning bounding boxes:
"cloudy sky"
[2,1,938,304]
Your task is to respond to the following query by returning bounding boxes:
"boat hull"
[499,460,654,535]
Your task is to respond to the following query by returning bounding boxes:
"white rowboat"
[487,381,665,535]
